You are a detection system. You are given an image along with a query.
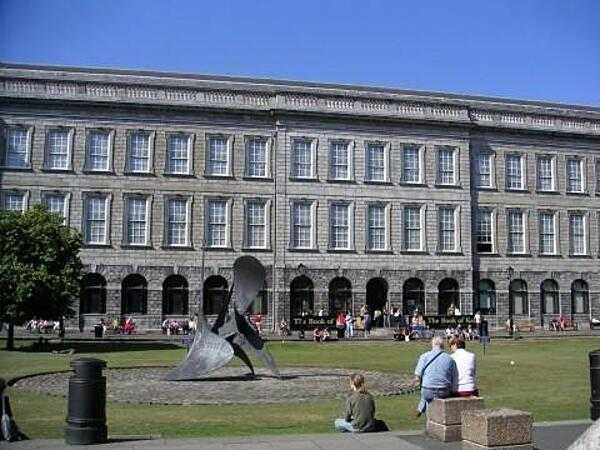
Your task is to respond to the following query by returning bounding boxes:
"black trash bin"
[65,357,107,445]
[590,350,600,420]
[94,325,103,338]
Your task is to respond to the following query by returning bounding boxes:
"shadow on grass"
[15,339,183,354]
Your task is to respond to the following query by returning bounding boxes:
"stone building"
[1,63,599,330]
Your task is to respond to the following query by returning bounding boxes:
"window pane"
[330,204,349,249]
[45,194,66,221]
[88,132,109,171]
[477,153,491,187]
[47,130,69,169]
[168,198,188,246]
[367,143,385,181]
[330,142,349,179]
[506,154,523,189]
[476,209,493,253]
[86,197,106,244]
[368,205,386,250]
[403,146,420,183]
[567,159,583,192]
[129,133,150,172]
[246,201,265,248]
[247,139,266,177]
[439,207,455,251]
[569,214,585,255]
[167,135,189,174]
[292,202,312,248]
[208,136,228,175]
[438,148,455,184]
[127,198,147,245]
[207,200,227,247]
[293,140,312,178]
[404,206,421,251]
[539,213,555,254]
[508,211,525,253]
[537,157,554,191]
[3,192,24,211]
[5,129,28,167]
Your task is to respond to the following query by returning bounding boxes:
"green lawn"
[1,337,598,438]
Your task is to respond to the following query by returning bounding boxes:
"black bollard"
[64,357,107,445]
[590,350,600,420]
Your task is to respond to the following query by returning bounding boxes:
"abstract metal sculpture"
[165,256,280,381]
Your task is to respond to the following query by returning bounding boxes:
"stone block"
[461,409,533,447]
[462,440,533,450]
[427,397,485,425]
[426,419,462,442]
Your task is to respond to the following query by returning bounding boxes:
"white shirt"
[451,348,477,392]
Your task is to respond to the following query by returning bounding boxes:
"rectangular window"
[2,191,25,212]
[44,193,67,222]
[207,135,229,176]
[567,158,584,193]
[330,203,350,249]
[537,156,555,191]
[596,160,600,193]
[367,204,386,250]
[292,139,313,178]
[505,154,524,190]
[402,145,421,183]
[438,207,456,252]
[126,197,148,245]
[207,199,227,247]
[85,196,107,244]
[292,202,312,249]
[569,213,586,255]
[46,129,70,170]
[128,132,151,173]
[507,210,525,254]
[404,206,422,251]
[167,198,188,246]
[330,141,349,180]
[477,153,492,188]
[86,131,110,171]
[539,212,556,254]
[246,138,267,177]
[437,147,456,185]
[246,201,266,248]
[366,143,385,181]
[166,134,190,174]
[4,128,29,167]
[476,209,494,253]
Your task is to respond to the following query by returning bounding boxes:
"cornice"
[0,65,599,137]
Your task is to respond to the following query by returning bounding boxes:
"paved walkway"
[3,421,590,450]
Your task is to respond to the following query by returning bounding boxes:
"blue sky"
[1,0,599,105]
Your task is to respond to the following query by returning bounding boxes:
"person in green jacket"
[334,374,376,432]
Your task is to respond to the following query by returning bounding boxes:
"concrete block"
[427,397,485,425]
[462,440,533,450]
[461,409,533,447]
[426,419,462,442]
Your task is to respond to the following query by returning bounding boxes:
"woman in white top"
[449,336,479,397]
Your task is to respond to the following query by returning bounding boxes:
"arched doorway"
[509,279,528,316]
[329,277,352,316]
[366,278,388,326]
[162,275,188,316]
[541,279,559,325]
[121,274,147,315]
[403,278,424,316]
[80,273,106,314]
[476,279,496,315]
[290,276,314,318]
[203,275,228,315]
[571,280,589,316]
[438,278,459,316]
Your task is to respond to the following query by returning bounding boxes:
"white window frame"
[566,157,586,193]
[2,125,33,169]
[44,127,75,171]
[1,190,29,212]
[82,193,111,246]
[84,128,114,172]
[125,130,155,174]
[505,153,526,191]
[328,201,354,250]
[165,133,194,175]
[164,195,193,247]
[401,144,425,184]
[437,205,461,253]
[538,211,558,255]
[476,152,495,189]
[595,159,600,193]
[436,146,459,186]
[402,204,427,252]
[289,200,318,250]
[290,137,318,180]
[506,209,528,255]
[243,198,271,250]
[123,194,152,246]
[568,211,587,256]
[328,139,355,181]
[41,190,70,225]
[475,207,496,254]
[244,136,272,179]
[364,141,390,183]
[536,155,557,192]
[366,202,391,251]
[204,197,232,249]
[205,134,234,177]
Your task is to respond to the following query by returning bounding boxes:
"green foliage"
[0,205,83,323]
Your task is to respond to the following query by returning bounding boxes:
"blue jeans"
[417,386,451,413]
[334,418,357,432]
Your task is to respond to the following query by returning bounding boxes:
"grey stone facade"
[1,63,599,330]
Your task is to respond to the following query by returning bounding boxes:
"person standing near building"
[449,336,478,397]
[345,311,354,338]
[413,336,458,416]
[363,309,372,337]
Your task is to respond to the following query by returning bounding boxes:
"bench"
[461,408,533,449]
[426,397,485,442]
[514,319,535,333]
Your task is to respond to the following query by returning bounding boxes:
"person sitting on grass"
[313,327,322,342]
[321,328,330,342]
[334,374,376,433]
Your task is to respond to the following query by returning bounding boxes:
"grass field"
[1,337,599,438]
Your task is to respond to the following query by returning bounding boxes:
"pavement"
[1,420,591,450]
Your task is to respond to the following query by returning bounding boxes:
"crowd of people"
[24,318,61,334]
[161,318,196,335]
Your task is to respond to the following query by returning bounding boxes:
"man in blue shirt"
[413,336,458,416]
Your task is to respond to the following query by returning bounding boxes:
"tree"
[0,205,83,350]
